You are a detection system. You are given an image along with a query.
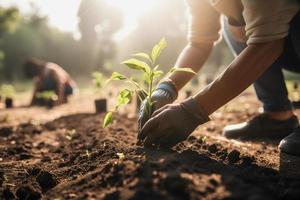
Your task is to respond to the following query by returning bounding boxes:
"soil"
[1,91,300,200]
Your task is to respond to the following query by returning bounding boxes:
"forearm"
[56,83,65,102]
[168,42,213,90]
[194,39,285,115]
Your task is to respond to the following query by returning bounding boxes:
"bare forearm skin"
[194,39,285,115]
[168,42,213,90]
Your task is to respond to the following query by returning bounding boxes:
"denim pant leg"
[222,17,293,112]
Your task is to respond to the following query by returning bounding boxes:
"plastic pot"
[5,98,13,108]
[95,98,107,113]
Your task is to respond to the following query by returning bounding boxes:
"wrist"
[181,97,210,124]
[155,81,178,100]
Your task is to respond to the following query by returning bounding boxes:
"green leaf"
[153,65,160,71]
[151,38,167,64]
[35,90,57,101]
[92,72,105,88]
[117,89,133,107]
[110,72,127,81]
[103,112,113,128]
[133,53,151,62]
[122,58,151,74]
[153,70,164,79]
[0,84,15,98]
[169,67,197,75]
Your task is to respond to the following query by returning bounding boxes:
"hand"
[138,97,210,148]
[138,82,178,131]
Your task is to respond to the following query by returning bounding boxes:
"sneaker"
[279,126,300,156]
[223,113,299,140]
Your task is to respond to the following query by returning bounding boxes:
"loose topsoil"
[1,93,300,200]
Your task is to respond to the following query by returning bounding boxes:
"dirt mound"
[0,113,299,199]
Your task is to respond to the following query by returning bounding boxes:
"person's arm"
[194,39,285,115]
[51,70,65,105]
[166,42,213,90]
[30,78,41,105]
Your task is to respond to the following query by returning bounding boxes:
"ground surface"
[1,90,300,200]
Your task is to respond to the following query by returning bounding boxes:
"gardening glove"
[138,97,210,148]
[138,81,178,131]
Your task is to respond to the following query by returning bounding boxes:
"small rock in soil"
[209,177,219,187]
[241,156,254,166]
[2,188,15,199]
[19,153,33,160]
[228,150,241,163]
[36,171,57,190]
[208,144,218,154]
[0,171,4,186]
[29,167,41,176]
[0,127,13,137]
[103,190,120,200]
[41,156,52,162]
[16,185,41,200]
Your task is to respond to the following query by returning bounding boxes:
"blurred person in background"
[139,0,300,159]
[24,58,77,106]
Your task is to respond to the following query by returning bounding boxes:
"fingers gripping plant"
[103,38,196,128]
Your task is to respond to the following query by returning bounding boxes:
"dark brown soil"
[0,92,300,199]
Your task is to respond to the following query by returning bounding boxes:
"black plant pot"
[5,98,13,108]
[95,98,107,113]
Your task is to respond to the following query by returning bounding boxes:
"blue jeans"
[222,12,300,112]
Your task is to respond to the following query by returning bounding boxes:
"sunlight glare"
[107,0,160,41]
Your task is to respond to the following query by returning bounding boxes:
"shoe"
[279,127,300,178]
[279,126,300,156]
[223,113,299,140]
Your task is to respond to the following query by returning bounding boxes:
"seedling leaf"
[122,58,151,74]
[153,70,164,79]
[133,53,151,62]
[35,90,58,101]
[0,84,16,98]
[117,89,133,107]
[103,112,113,128]
[116,152,125,160]
[151,38,167,64]
[110,72,127,81]
[92,72,105,89]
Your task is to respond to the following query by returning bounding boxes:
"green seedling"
[199,135,207,143]
[65,129,76,140]
[35,90,58,101]
[103,38,197,128]
[116,152,125,160]
[0,84,16,99]
[92,72,106,96]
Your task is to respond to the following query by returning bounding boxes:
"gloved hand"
[138,97,210,148]
[138,81,178,131]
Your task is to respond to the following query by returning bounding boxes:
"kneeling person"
[24,58,77,106]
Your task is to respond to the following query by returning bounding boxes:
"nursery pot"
[95,98,107,113]
[5,98,13,108]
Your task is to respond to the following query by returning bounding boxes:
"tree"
[0,6,20,81]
